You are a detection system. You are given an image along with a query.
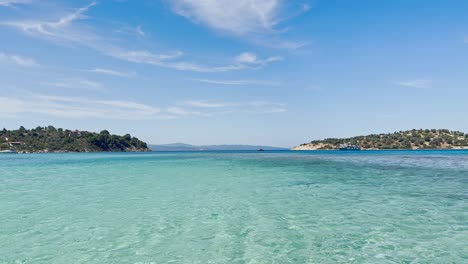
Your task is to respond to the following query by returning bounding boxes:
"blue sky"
[1,0,468,147]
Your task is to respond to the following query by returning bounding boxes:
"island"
[293,129,468,150]
[0,126,150,153]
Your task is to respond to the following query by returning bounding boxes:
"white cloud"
[184,100,237,108]
[249,101,287,113]
[111,50,183,64]
[166,106,210,117]
[91,68,134,77]
[92,100,157,112]
[178,99,287,114]
[0,52,39,67]
[0,94,163,120]
[192,79,280,86]
[0,0,31,7]
[166,100,235,117]
[2,2,281,72]
[1,1,101,56]
[42,78,105,92]
[396,79,431,89]
[168,0,310,49]
[274,40,309,50]
[0,93,286,120]
[236,52,258,64]
[170,0,281,35]
[2,1,96,38]
[111,49,280,72]
[236,52,282,65]
[54,1,97,28]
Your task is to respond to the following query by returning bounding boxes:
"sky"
[1,0,468,147]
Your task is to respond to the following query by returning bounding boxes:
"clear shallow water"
[0,150,467,263]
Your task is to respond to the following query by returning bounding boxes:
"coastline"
[12,149,151,154]
[293,129,468,151]
[291,146,468,151]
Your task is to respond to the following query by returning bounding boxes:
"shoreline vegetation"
[293,129,468,150]
[0,126,150,153]
[2,126,468,153]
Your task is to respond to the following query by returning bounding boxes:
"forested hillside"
[0,126,150,153]
[294,129,468,150]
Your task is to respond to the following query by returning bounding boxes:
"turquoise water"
[0,150,467,263]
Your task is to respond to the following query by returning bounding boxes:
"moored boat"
[0,149,18,154]
[339,143,360,151]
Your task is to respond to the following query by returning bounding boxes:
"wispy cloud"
[2,1,96,40]
[170,0,282,35]
[1,2,281,72]
[168,0,310,49]
[165,101,235,117]
[0,94,163,120]
[177,99,287,114]
[111,49,280,72]
[184,100,237,108]
[273,40,309,50]
[396,79,431,89]
[0,93,286,120]
[235,52,282,65]
[110,49,183,65]
[42,78,106,92]
[0,0,31,7]
[192,79,280,86]
[166,106,211,117]
[248,101,287,113]
[90,68,135,77]
[1,2,114,56]
[0,52,39,67]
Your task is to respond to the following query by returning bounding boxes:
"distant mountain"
[293,129,468,150]
[149,143,287,151]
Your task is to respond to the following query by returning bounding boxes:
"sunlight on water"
[1,151,467,263]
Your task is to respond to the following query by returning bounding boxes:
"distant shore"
[292,146,468,151]
[293,129,468,151]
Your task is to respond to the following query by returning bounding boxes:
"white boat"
[0,149,17,154]
[339,143,361,151]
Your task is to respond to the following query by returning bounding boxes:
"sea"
[0,150,467,263]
